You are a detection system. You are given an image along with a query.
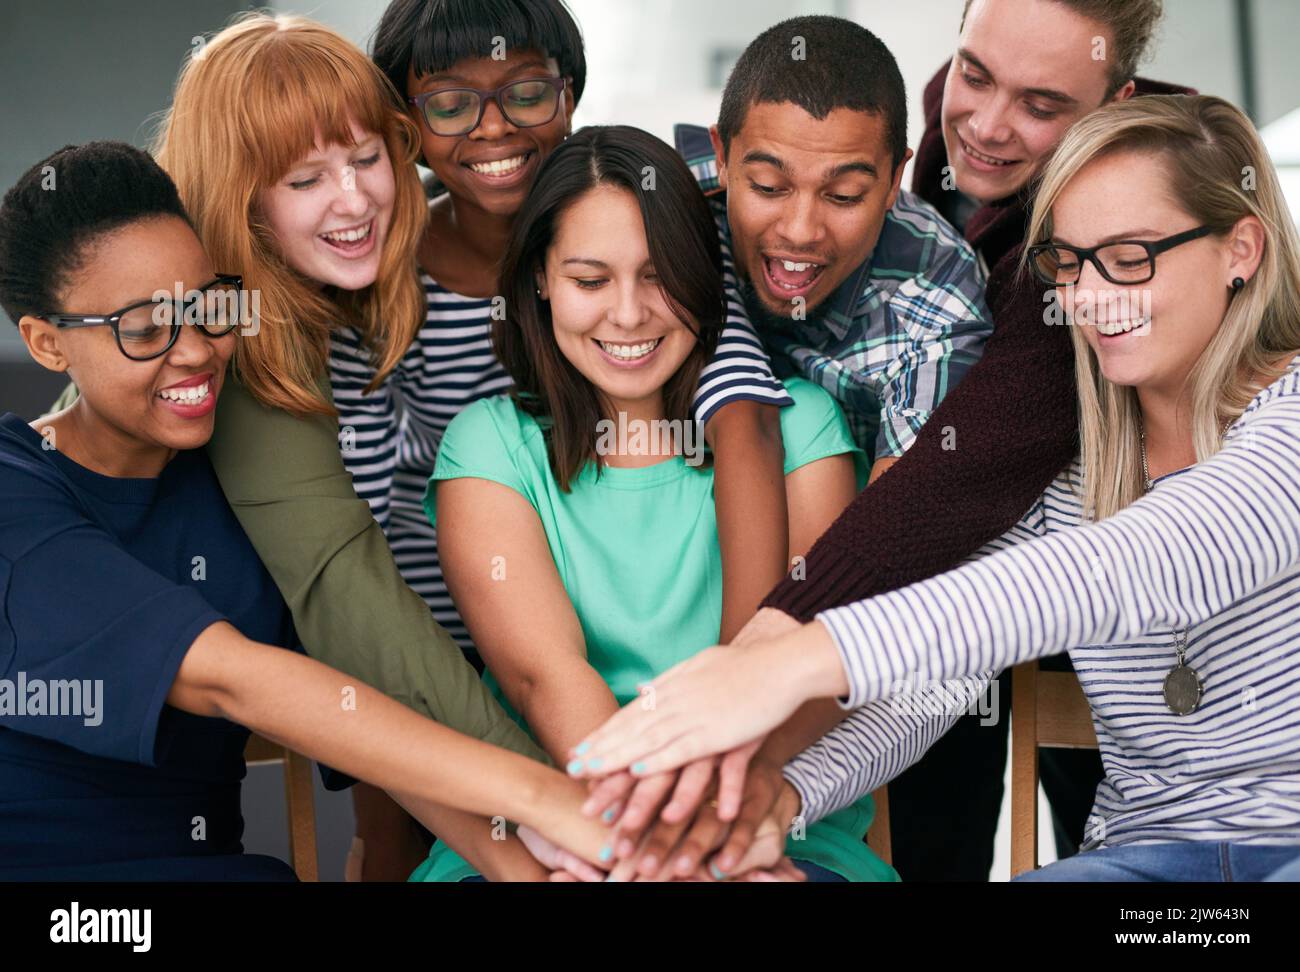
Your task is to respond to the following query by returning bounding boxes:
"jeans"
[1013,841,1300,882]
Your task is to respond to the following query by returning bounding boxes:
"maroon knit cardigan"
[762,63,1195,620]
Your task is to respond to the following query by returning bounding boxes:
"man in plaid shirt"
[675,19,990,474]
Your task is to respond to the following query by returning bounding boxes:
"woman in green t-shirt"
[415,126,894,882]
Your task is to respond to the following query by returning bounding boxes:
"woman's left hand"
[569,622,846,778]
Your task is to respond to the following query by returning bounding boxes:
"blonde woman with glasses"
[567,95,1300,882]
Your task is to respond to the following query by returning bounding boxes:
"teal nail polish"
[587,757,603,771]
[602,807,616,823]
[710,863,727,880]
[566,759,584,775]
[632,761,647,775]
[599,844,613,863]
[574,741,591,756]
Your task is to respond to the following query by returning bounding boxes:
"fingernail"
[710,863,726,880]
[631,761,647,775]
[602,807,617,823]
[599,844,613,863]
[587,757,603,771]
[677,855,693,873]
[574,741,591,756]
[566,759,584,776]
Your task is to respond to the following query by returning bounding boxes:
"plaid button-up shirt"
[676,124,992,460]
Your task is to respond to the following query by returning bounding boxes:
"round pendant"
[1164,664,1203,715]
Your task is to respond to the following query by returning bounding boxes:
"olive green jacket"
[51,377,546,764]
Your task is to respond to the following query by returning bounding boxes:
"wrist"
[514,768,608,865]
[778,620,851,706]
[774,779,803,833]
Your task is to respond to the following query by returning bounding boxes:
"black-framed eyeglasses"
[41,274,244,361]
[1027,225,1215,287]
[408,76,567,136]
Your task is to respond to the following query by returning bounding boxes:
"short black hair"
[371,0,587,106]
[0,141,189,327]
[717,15,908,170]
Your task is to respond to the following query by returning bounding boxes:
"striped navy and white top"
[329,260,791,652]
[786,354,1300,850]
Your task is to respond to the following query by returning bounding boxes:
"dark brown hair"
[494,125,724,489]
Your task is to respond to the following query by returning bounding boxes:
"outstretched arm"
[173,621,609,864]
[205,376,546,763]
[573,374,1300,772]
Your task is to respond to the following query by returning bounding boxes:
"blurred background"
[2,0,1297,880]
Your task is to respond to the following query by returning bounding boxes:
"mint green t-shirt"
[410,377,896,883]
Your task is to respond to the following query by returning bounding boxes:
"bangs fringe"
[229,29,401,184]
[158,12,427,417]
[404,0,585,100]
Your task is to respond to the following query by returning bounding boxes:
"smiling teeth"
[782,260,815,272]
[469,155,527,176]
[1097,318,1149,336]
[322,223,371,243]
[598,338,660,360]
[159,381,210,403]
[963,139,1013,166]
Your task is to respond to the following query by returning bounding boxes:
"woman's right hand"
[519,767,621,867]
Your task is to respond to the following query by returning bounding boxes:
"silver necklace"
[1138,417,1232,715]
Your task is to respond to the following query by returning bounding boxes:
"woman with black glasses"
[569,96,1300,883]
[0,142,614,880]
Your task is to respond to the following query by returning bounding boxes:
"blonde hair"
[1025,94,1300,521]
[155,12,427,416]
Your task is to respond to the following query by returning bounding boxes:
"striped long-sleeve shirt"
[785,354,1300,849]
[329,241,792,651]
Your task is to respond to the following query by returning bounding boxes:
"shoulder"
[776,378,860,466]
[0,414,67,499]
[0,416,92,559]
[444,394,534,441]
[673,123,723,197]
[439,395,547,468]
[881,191,981,280]
[1235,354,1300,426]
[1039,458,1087,530]
[779,376,837,415]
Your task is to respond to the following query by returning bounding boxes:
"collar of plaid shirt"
[672,123,985,341]
[673,122,992,462]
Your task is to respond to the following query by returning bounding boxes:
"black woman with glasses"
[571,95,1300,883]
[0,141,619,880]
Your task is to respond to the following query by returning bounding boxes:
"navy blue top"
[0,412,296,873]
